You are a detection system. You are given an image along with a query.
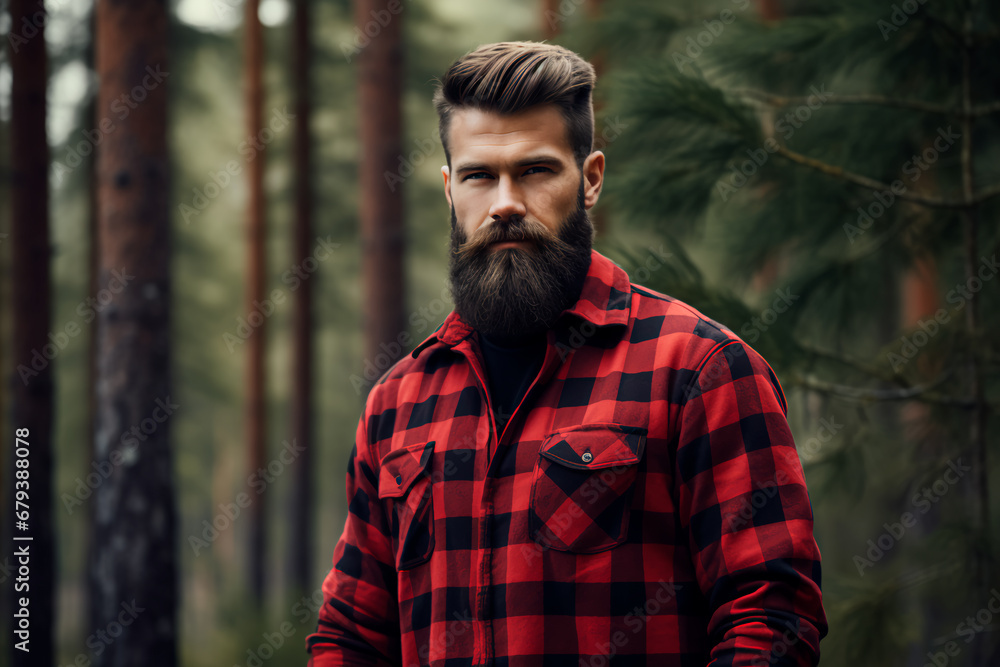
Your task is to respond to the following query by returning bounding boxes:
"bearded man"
[308,41,827,666]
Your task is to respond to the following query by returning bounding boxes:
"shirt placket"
[454,331,563,667]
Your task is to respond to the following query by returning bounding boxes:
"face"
[442,104,605,341]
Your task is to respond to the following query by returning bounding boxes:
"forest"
[1,0,998,665]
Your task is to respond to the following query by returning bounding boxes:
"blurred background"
[1,0,998,665]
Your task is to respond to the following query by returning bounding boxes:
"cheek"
[453,197,486,235]
[535,181,577,220]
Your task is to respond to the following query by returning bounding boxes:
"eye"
[462,172,491,181]
[524,166,552,175]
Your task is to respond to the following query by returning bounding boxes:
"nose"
[487,175,527,223]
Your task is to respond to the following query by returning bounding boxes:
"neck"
[479,329,546,349]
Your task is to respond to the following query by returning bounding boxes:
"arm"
[306,417,401,666]
[676,340,827,666]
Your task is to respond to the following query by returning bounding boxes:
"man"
[308,41,826,666]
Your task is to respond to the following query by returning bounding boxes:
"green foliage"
[571,0,1000,664]
[16,0,1000,664]
[24,1,546,665]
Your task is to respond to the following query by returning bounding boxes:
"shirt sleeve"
[675,339,827,666]
[306,416,401,666]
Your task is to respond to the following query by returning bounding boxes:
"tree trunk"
[289,0,315,594]
[586,0,608,237]
[755,0,784,20]
[244,0,268,608]
[7,0,54,664]
[90,1,175,665]
[542,0,561,39]
[86,6,101,648]
[357,0,406,376]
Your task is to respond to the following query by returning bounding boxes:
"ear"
[581,151,605,210]
[442,165,453,209]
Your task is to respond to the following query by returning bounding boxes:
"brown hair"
[434,41,597,168]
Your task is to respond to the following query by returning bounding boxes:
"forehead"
[447,104,573,163]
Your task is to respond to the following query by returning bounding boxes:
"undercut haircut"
[434,41,597,168]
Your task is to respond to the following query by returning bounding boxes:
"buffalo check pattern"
[307,250,827,666]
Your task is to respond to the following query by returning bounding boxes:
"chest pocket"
[378,440,435,570]
[528,424,646,553]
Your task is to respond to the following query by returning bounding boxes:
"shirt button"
[395,475,402,485]
[581,452,593,463]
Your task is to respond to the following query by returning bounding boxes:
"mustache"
[453,216,564,260]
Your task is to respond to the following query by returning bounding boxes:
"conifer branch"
[790,374,980,409]
[732,88,1000,118]
[799,345,905,386]
[773,145,1000,209]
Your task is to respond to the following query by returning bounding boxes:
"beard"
[448,181,594,341]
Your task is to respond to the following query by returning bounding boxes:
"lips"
[455,216,557,260]
[491,238,532,247]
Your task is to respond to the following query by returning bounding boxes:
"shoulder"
[359,325,464,446]
[625,281,741,368]
[624,281,786,410]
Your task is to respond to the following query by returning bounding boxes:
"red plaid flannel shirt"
[307,250,827,666]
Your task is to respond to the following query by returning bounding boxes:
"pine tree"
[7,0,54,664]
[244,0,268,609]
[290,0,316,596]
[570,0,1000,664]
[357,0,406,373]
[91,0,176,663]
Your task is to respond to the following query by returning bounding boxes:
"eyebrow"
[454,154,566,175]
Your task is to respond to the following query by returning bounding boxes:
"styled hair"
[434,41,597,168]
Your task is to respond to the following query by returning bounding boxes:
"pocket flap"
[378,440,435,499]
[539,424,646,470]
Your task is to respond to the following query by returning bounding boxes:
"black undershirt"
[477,332,546,435]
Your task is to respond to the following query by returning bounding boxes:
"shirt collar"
[411,249,632,359]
